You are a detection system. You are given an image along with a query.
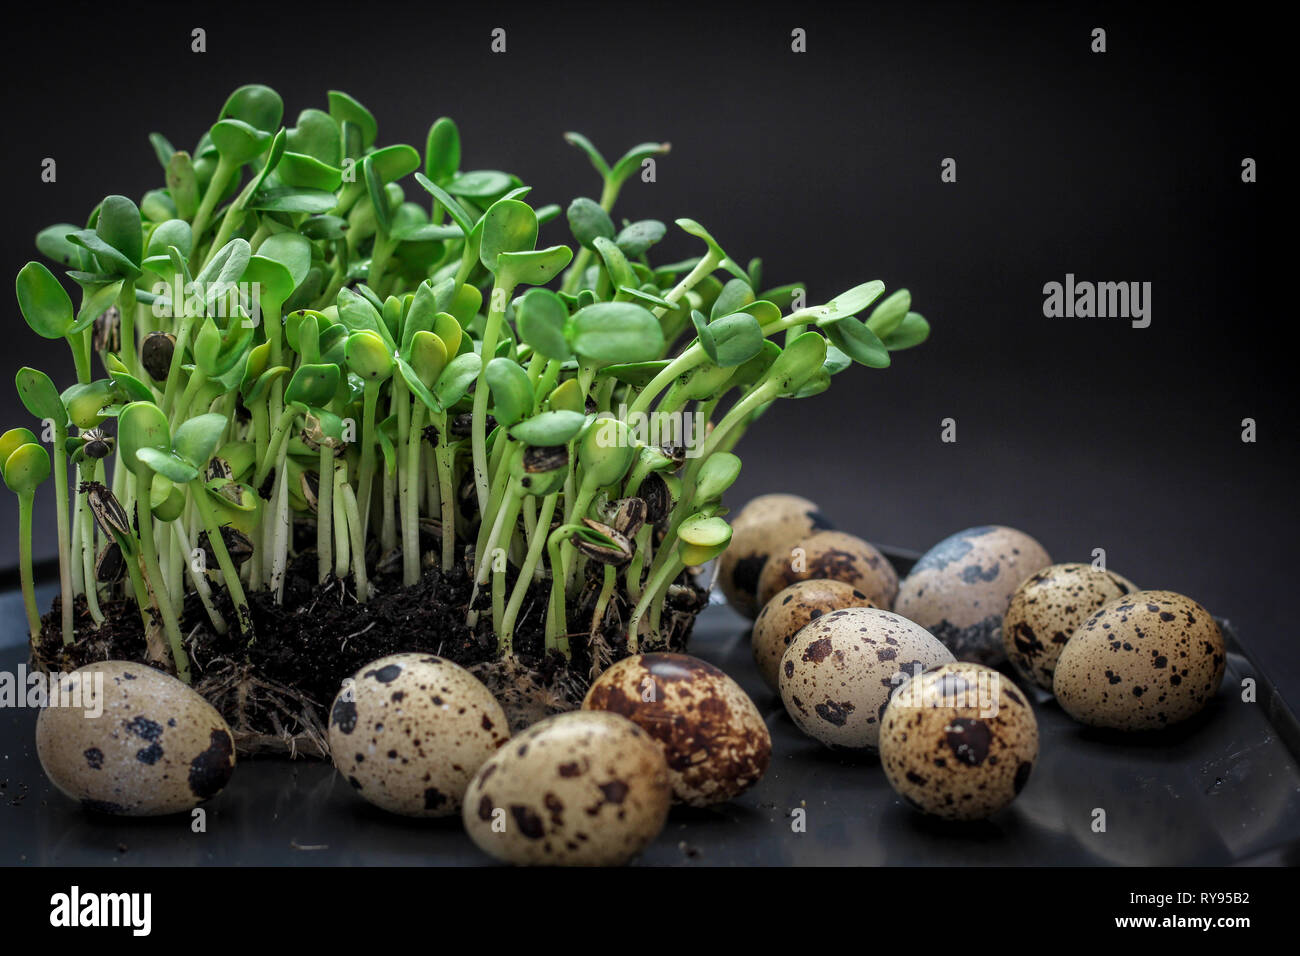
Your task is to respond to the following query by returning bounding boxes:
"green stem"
[17,494,40,639]
[136,479,190,681]
[191,483,253,639]
[433,421,456,571]
[355,380,380,541]
[317,444,335,585]
[500,491,557,651]
[402,402,425,587]
[339,480,369,602]
[470,285,513,512]
[333,462,350,580]
[190,155,236,245]
[173,519,226,634]
[627,550,684,653]
[52,426,73,644]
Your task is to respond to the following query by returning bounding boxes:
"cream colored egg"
[329,653,509,817]
[757,530,898,611]
[779,607,953,751]
[718,494,832,619]
[896,525,1052,666]
[583,652,770,806]
[462,711,671,866]
[1002,562,1137,690]
[36,660,236,816]
[879,662,1039,820]
[752,579,877,691]
[1053,590,1225,730]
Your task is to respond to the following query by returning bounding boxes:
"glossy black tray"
[2,551,1298,866]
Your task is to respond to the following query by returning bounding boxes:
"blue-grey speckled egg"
[896,526,1052,666]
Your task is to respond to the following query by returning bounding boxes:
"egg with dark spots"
[1053,590,1225,730]
[757,530,898,612]
[328,653,509,817]
[718,493,833,619]
[36,660,235,816]
[1002,562,1137,690]
[462,711,671,865]
[895,525,1052,666]
[778,607,953,751]
[879,662,1039,820]
[753,579,877,691]
[583,653,770,806]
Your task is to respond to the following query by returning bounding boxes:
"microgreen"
[7,84,928,681]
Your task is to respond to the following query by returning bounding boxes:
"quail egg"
[1002,563,1137,690]
[718,493,833,619]
[879,662,1039,820]
[895,525,1052,666]
[329,653,510,817]
[583,653,770,806]
[757,530,898,611]
[36,661,236,816]
[752,579,877,691]
[779,607,953,751]
[1053,590,1225,730]
[462,711,671,865]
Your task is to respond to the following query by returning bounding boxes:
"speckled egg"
[718,493,833,619]
[895,525,1052,666]
[779,607,954,751]
[1002,563,1138,690]
[462,711,671,865]
[328,653,510,817]
[752,579,877,691]
[879,662,1039,820]
[757,530,898,611]
[583,653,770,806]
[1053,590,1225,730]
[35,660,235,816]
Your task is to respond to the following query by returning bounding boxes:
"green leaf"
[277,151,344,191]
[425,117,461,185]
[337,287,396,350]
[515,288,572,360]
[711,277,755,320]
[881,312,930,351]
[118,402,171,477]
[479,199,538,272]
[408,330,449,386]
[563,132,610,179]
[146,219,193,260]
[485,357,532,427]
[448,170,514,200]
[166,152,200,221]
[496,246,573,288]
[568,302,664,364]
[16,262,74,339]
[173,413,228,467]
[285,363,342,406]
[221,84,284,132]
[1,442,50,495]
[108,369,155,404]
[344,330,394,381]
[567,197,614,249]
[73,277,124,332]
[135,446,199,483]
[149,133,175,169]
[66,229,139,280]
[598,360,670,388]
[95,195,143,268]
[825,317,890,368]
[364,154,392,234]
[767,331,828,396]
[706,310,764,367]
[615,219,666,257]
[248,186,338,214]
[814,280,886,326]
[286,108,342,165]
[210,118,271,166]
[327,90,377,149]
[0,428,39,468]
[414,173,475,237]
[509,410,585,447]
[592,236,633,289]
[693,452,741,504]
[865,289,912,339]
[257,233,312,290]
[15,367,66,426]
[35,224,82,267]
[432,352,481,410]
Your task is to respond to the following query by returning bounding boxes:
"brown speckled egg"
[35,661,235,816]
[1053,590,1225,730]
[753,579,877,691]
[779,607,954,751]
[879,662,1039,820]
[895,525,1052,666]
[1003,563,1138,690]
[718,493,833,619]
[583,653,770,806]
[462,711,671,865]
[329,653,509,817]
[757,530,898,611]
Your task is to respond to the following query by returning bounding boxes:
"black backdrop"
[2,3,1291,705]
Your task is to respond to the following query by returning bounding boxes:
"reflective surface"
[2,573,1298,866]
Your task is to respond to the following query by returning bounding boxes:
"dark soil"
[31,535,705,758]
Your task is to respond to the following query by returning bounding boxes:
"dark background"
[2,3,1291,706]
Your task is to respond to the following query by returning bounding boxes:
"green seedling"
[9,82,928,677]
